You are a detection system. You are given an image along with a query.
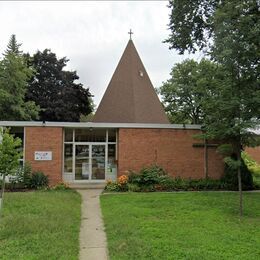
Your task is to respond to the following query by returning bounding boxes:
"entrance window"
[75,145,90,180]
[91,145,105,180]
[65,129,73,142]
[108,129,116,142]
[107,144,117,181]
[64,144,73,173]
[75,128,106,142]
[63,128,117,182]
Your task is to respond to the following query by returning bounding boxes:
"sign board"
[34,151,52,161]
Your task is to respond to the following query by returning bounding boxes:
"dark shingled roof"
[92,40,169,124]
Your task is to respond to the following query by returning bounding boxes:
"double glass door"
[75,144,106,180]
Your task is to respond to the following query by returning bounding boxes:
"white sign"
[34,151,52,161]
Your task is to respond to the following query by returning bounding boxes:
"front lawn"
[0,190,81,259]
[101,192,260,260]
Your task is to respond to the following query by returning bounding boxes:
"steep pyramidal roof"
[93,40,169,123]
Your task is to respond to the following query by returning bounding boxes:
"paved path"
[78,189,109,260]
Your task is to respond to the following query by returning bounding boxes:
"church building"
[1,38,251,186]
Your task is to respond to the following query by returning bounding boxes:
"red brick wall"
[118,128,224,179]
[246,146,260,164]
[25,127,63,186]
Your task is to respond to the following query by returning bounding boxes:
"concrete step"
[68,182,106,190]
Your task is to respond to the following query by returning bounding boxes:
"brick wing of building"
[1,39,258,186]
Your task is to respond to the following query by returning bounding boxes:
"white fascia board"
[0,121,202,130]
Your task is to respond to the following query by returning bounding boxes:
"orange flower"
[118,175,128,185]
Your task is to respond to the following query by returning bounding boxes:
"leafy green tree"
[158,59,223,124]
[165,0,260,216]
[0,35,40,120]
[25,49,93,122]
[0,128,22,217]
[80,97,96,122]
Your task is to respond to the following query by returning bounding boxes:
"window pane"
[64,144,73,173]
[92,145,105,180]
[108,129,116,142]
[65,128,73,142]
[75,128,106,142]
[75,145,89,180]
[107,144,117,181]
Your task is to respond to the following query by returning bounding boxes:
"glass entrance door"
[91,145,106,180]
[75,144,106,181]
[75,145,90,180]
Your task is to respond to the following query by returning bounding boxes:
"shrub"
[187,179,224,190]
[128,170,141,184]
[222,156,254,190]
[118,175,128,185]
[127,183,141,192]
[29,171,49,189]
[242,152,260,176]
[155,176,225,191]
[16,162,32,188]
[51,182,71,190]
[3,162,32,190]
[156,175,175,191]
[129,165,167,187]
[105,180,121,192]
[117,175,128,191]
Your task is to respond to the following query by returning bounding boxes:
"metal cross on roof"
[128,29,133,39]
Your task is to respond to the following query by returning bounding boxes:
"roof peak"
[93,39,169,124]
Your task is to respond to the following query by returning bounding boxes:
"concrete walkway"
[78,189,109,260]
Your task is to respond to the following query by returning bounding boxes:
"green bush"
[51,182,71,191]
[104,163,256,192]
[187,179,224,190]
[105,181,121,192]
[16,162,32,188]
[128,165,167,187]
[0,180,24,190]
[127,183,141,192]
[242,152,260,176]
[127,166,226,192]
[29,171,49,189]
[155,177,223,191]
[222,156,254,190]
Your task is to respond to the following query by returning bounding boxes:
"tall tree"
[158,59,223,124]
[165,0,260,216]
[4,34,22,56]
[25,49,93,122]
[0,35,39,120]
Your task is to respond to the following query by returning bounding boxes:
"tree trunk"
[236,144,243,217]
[0,173,6,218]
[204,138,208,178]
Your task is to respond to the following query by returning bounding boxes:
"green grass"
[101,192,260,260]
[0,190,81,260]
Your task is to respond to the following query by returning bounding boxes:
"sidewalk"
[78,189,109,260]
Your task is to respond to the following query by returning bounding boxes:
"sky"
[0,1,198,107]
